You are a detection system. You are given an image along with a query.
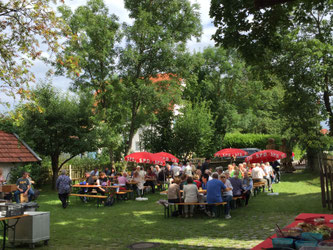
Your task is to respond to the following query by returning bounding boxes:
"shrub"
[221,133,282,150]
[9,163,50,188]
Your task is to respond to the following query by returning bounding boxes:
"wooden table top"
[0,214,29,221]
[72,184,101,188]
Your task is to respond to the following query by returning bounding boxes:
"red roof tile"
[0,131,41,163]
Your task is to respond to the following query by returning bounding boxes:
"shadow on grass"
[12,172,326,250]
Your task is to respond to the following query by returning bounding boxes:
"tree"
[182,47,284,151]
[210,0,332,170]
[120,0,202,155]
[173,102,215,159]
[140,106,175,154]
[0,0,70,103]
[56,0,125,163]
[17,83,98,188]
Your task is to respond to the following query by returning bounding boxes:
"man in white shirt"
[172,163,181,177]
[251,163,268,188]
[185,162,193,176]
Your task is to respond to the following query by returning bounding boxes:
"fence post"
[69,165,72,179]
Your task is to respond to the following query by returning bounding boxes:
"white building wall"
[0,163,19,183]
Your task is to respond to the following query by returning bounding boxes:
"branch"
[58,154,77,171]
[254,0,296,8]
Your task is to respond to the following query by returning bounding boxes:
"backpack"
[104,196,115,206]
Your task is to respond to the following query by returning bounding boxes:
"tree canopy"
[0,0,70,102]
[17,83,98,188]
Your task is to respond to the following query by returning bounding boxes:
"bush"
[9,163,50,188]
[221,133,282,150]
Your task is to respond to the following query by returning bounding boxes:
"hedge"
[221,133,282,150]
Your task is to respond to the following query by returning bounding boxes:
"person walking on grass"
[56,169,72,208]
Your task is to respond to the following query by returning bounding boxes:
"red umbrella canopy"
[125,152,165,166]
[214,148,248,158]
[154,152,179,163]
[245,150,286,163]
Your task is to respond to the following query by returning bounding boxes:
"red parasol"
[245,150,286,163]
[154,152,179,163]
[214,148,248,158]
[125,152,165,166]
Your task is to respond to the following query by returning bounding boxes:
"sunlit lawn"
[14,171,327,249]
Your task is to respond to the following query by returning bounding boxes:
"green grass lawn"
[15,171,328,249]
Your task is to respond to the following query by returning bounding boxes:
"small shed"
[0,131,41,181]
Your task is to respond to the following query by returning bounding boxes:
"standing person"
[206,173,226,217]
[201,158,211,174]
[132,171,145,197]
[56,169,72,208]
[14,172,34,203]
[185,162,193,176]
[172,163,181,177]
[104,167,111,176]
[183,177,199,218]
[197,161,202,170]
[242,171,253,206]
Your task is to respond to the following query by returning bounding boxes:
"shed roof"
[0,131,41,163]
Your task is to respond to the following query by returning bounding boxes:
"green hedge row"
[221,133,282,150]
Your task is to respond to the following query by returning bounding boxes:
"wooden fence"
[319,155,333,210]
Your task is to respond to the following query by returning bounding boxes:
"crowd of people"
[54,159,280,212]
[163,159,279,219]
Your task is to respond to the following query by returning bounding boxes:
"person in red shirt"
[193,175,201,189]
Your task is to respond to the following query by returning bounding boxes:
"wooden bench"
[161,201,227,218]
[69,194,108,207]
[253,181,266,196]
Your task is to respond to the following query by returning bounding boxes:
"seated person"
[251,164,268,187]
[78,172,95,203]
[167,178,182,216]
[193,175,201,189]
[90,168,99,177]
[144,168,157,194]
[96,172,108,195]
[183,177,199,218]
[201,174,209,190]
[26,172,38,200]
[117,173,128,190]
[242,171,253,206]
[104,167,111,176]
[220,174,233,219]
[206,173,226,217]
[14,172,34,203]
[179,174,187,190]
[229,170,244,197]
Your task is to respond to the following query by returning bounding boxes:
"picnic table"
[252,213,333,249]
[0,213,29,249]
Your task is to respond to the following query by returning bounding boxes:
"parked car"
[236,148,262,163]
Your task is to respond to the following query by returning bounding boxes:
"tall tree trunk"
[306,148,320,172]
[51,154,60,190]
